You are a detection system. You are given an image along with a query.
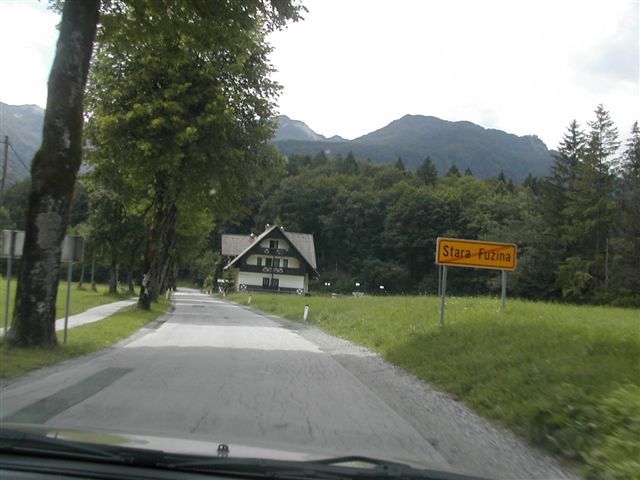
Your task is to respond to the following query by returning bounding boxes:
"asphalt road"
[1,289,579,479]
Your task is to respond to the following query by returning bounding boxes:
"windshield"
[0,1,638,480]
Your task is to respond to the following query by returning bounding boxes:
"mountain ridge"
[272,113,554,181]
[0,102,44,186]
[1,103,554,185]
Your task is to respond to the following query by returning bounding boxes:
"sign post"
[439,266,447,329]
[61,235,84,343]
[501,270,507,310]
[2,230,25,334]
[436,237,517,328]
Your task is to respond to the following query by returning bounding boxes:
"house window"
[282,259,289,268]
[266,257,272,267]
[262,277,270,288]
[257,257,262,267]
[269,240,278,249]
[271,278,279,288]
[273,258,280,267]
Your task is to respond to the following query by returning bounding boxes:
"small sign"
[1,230,25,259]
[436,237,517,271]
[61,235,85,263]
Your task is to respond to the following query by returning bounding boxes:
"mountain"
[0,105,554,186]
[0,102,44,186]
[272,114,554,181]
[274,115,346,143]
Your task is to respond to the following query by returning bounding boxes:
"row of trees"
[5,105,635,306]
[211,106,638,305]
[6,0,303,347]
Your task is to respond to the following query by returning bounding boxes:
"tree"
[337,151,358,175]
[560,105,619,298]
[416,156,437,186]
[8,0,100,347]
[86,0,302,309]
[445,164,461,177]
[85,177,146,294]
[609,122,640,304]
[383,185,446,288]
[395,156,406,171]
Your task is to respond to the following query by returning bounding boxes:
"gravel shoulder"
[241,304,581,480]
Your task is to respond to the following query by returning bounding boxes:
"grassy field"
[0,298,169,379]
[228,292,639,479]
[0,276,132,327]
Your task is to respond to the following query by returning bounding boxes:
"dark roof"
[221,234,255,257]
[222,226,318,275]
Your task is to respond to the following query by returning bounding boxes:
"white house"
[221,225,319,294]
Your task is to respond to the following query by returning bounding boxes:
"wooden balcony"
[240,265,305,276]
[260,247,289,256]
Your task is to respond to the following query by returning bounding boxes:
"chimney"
[265,223,271,231]
[249,233,255,244]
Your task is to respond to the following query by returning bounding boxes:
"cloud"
[0,3,59,107]
[580,4,639,86]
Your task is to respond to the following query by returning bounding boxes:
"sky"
[1,0,638,149]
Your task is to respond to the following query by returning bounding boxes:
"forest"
[2,105,637,307]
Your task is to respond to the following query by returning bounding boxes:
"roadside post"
[435,237,517,329]
[501,270,507,310]
[303,304,309,321]
[2,230,25,334]
[61,235,85,343]
[439,266,447,329]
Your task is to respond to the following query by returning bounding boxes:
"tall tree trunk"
[139,193,178,310]
[127,266,134,294]
[127,237,142,295]
[90,250,97,291]
[77,261,85,288]
[8,0,100,347]
[109,257,118,294]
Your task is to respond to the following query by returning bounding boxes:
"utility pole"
[1,136,8,197]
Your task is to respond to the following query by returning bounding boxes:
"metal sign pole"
[439,266,447,329]
[3,232,15,334]
[64,260,73,343]
[501,270,507,310]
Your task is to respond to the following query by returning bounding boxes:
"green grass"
[0,298,169,380]
[229,293,640,479]
[0,276,131,326]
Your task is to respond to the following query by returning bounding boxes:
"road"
[0,289,578,479]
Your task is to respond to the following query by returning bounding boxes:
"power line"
[8,142,32,176]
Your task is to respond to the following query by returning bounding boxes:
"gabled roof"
[221,234,255,257]
[222,225,318,276]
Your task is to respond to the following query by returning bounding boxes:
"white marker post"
[2,230,25,334]
[303,304,309,321]
[61,235,84,343]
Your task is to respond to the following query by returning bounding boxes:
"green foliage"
[84,0,303,301]
[416,156,438,185]
[0,178,30,230]
[231,293,640,478]
[445,164,461,177]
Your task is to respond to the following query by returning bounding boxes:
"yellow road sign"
[436,237,517,271]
